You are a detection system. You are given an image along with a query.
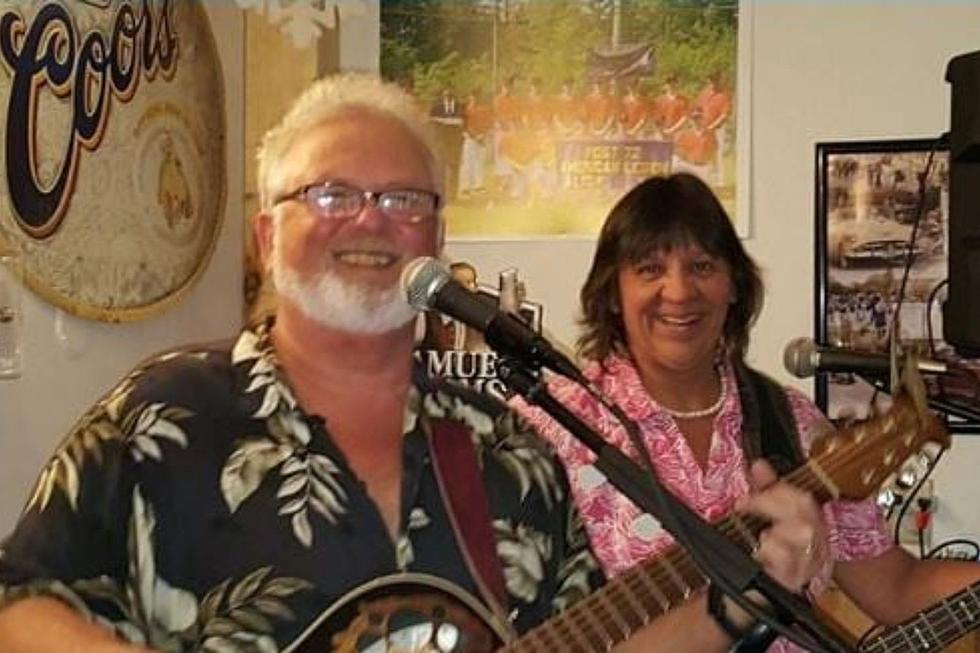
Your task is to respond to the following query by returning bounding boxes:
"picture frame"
[379,1,747,240]
[813,138,954,424]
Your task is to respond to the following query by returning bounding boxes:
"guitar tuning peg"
[896,466,919,490]
[876,488,898,511]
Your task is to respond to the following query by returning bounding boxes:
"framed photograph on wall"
[813,138,952,423]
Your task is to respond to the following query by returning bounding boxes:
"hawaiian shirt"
[0,322,602,652]
[512,354,894,653]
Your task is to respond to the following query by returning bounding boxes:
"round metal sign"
[0,0,225,321]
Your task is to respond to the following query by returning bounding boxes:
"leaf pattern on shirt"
[277,448,348,548]
[222,408,348,548]
[128,485,200,648]
[232,324,296,419]
[62,486,202,651]
[491,426,562,510]
[396,507,433,570]
[424,389,564,510]
[494,519,552,604]
[195,567,313,653]
[70,489,313,652]
[126,402,193,462]
[25,360,194,513]
[552,501,600,613]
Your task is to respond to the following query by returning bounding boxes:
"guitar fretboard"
[502,399,940,652]
[861,580,980,652]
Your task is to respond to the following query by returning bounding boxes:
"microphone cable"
[926,538,980,561]
[860,134,944,419]
[886,134,946,370]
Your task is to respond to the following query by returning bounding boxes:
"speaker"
[943,50,980,357]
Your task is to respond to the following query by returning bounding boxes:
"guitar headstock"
[809,393,950,501]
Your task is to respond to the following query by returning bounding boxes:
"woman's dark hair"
[578,173,763,362]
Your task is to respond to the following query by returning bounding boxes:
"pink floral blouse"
[512,354,893,652]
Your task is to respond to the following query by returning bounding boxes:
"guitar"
[286,389,949,653]
[859,579,980,652]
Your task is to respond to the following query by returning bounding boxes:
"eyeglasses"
[276,182,441,225]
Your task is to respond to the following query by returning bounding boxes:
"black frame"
[813,137,963,423]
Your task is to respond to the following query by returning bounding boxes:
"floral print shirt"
[0,323,602,652]
[512,354,893,653]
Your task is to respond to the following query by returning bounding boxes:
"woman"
[515,173,980,651]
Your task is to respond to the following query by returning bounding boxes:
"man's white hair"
[257,73,442,210]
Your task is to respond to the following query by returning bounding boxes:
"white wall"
[0,5,245,533]
[747,3,980,546]
[443,2,980,545]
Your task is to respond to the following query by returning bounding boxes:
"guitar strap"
[733,361,806,475]
[428,417,510,625]
[730,362,807,652]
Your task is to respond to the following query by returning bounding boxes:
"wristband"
[707,584,779,652]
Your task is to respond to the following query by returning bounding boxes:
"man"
[651,75,689,141]
[694,74,731,184]
[447,261,489,352]
[673,106,718,182]
[0,74,828,653]
[458,91,492,199]
[429,88,464,200]
[619,81,650,139]
[583,79,616,138]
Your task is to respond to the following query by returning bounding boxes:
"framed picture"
[379,1,748,239]
[813,138,954,424]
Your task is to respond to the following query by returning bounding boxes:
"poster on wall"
[380,0,743,239]
[415,261,542,402]
[0,0,226,322]
[814,138,980,432]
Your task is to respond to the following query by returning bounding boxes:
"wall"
[0,5,245,533]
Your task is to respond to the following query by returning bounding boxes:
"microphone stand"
[497,358,853,653]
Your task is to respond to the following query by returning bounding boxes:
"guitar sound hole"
[358,610,463,652]
[323,585,499,653]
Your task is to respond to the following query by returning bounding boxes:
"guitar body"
[284,573,511,653]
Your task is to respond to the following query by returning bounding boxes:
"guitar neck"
[506,397,941,651]
[860,580,980,653]
[505,456,838,651]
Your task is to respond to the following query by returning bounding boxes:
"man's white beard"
[271,231,417,334]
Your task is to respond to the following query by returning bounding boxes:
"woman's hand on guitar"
[736,459,829,594]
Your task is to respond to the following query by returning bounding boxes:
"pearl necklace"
[659,374,728,420]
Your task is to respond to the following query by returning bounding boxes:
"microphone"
[402,257,586,383]
[783,337,948,379]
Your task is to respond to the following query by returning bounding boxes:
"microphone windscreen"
[401,256,448,311]
[783,337,817,378]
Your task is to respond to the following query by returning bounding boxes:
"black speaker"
[943,50,980,357]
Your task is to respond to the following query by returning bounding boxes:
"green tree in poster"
[382,0,737,101]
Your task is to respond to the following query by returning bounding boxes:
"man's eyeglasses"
[276,182,441,225]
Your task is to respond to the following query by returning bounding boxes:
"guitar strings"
[509,401,936,651]
[861,585,980,653]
